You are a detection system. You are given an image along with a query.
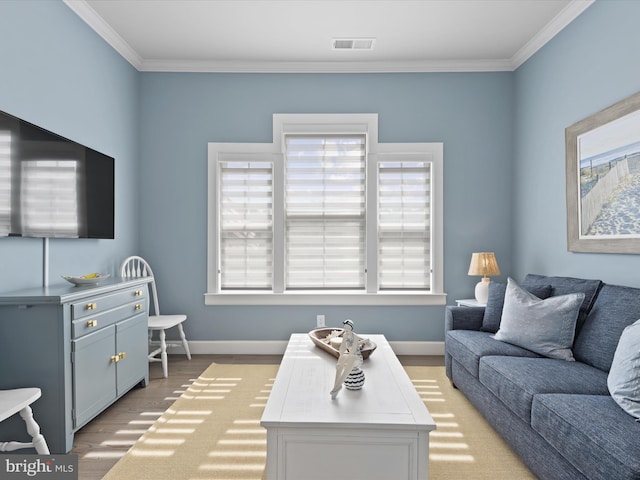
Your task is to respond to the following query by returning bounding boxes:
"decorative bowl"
[61,273,110,286]
[308,327,377,360]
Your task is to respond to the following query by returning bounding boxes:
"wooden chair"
[0,388,50,454]
[120,256,191,378]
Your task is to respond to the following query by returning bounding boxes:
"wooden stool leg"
[20,405,50,454]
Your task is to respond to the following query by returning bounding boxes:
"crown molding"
[63,0,143,70]
[139,58,514,73]
[65,0,594,74]
[510,0,595,70]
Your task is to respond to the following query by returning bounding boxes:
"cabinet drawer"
[71,287,147,320]
[72,298,148,339]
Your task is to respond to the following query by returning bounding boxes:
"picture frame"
[566,90,640,253]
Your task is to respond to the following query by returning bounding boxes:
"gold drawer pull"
[86,303,97,311]
[134,290,143,297]
[134,304,143,311]
[110,355,120,363]
[86,320,98,328]
[118,352,126,360]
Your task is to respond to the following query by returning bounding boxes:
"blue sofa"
[445,274,640,480]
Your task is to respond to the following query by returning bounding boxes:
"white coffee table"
[261,333,436,480]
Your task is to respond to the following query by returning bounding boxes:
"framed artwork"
[566,90,640,253]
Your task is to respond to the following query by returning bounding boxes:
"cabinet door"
[115,313,148,395]
[72,325,117,429]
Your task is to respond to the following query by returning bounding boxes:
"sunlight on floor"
[141,438,186,446]
[83,450,126,459]
[195,379,273,480]
[114,428,147,435]
[411,376,476,465]
[209,451,266,458]
[85,369,281,478]
[127,419,156,426]
[128,449,175,457]
[164,418,205,425]
[99,439,137,447]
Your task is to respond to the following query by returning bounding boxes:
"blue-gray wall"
[0,1,140,292]
[139,72,513,341]
[513,0,640,287]
[0,0,637,343]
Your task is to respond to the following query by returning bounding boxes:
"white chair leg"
[159,329,168,378]
[20,405,49,454]
[177,324,191,360]
[0,441,30,452]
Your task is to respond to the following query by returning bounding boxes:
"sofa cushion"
[446,330,540,377]
[532,394,640,480]
[479,356,609,423]
[608,318,640,420]
[494,278,584,361]
[481,281,552,333]
[573,283,640,372]
[522,274,602,332]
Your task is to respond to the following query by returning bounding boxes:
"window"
[377,155,432,290]
[218,153,273,290]
[207,114,444,305]
[285,135,366,290]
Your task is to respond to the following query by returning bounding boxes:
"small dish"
[61,273,110,286]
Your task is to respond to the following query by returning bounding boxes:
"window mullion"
[273,153,285,293]
[366,151,378,293]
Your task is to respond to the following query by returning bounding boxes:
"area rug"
[103,363,534,480]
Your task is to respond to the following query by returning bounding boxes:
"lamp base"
[474,277,491,305]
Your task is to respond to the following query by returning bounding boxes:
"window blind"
[219,155,273,289]
[285,135,366,289]
[21,160,79,237]
[0,131,11,236]
[378,158,431,290]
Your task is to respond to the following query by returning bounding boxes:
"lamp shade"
[468,252,500,305]
[468,252,500,277]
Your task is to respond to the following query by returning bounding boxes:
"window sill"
[204,291,447,306]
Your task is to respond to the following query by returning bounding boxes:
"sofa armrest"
[445,306,484,332]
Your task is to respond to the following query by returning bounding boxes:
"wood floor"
[71,354,444,480]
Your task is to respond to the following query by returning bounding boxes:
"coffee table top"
[261,333,436,431]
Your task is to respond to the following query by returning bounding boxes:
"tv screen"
[0,109,114,239]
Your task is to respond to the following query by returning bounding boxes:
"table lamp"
[468,252,500,305]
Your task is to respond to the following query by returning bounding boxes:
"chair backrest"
[120,256,161,316]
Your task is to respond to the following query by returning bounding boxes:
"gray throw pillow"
[522,274,602,332]
[608,318,640,421]
[481,282,552,333]
[494,278,584,361]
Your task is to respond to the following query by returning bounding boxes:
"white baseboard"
[184,340,444,356]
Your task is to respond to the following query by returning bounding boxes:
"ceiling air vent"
[332,38,375,50]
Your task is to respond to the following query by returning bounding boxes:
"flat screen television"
[0,109,114,239]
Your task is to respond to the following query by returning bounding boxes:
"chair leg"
[20,405,49,454]
[177,324,191,360]
[159,328,168,378]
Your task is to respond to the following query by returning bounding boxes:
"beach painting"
[566,90,640,253]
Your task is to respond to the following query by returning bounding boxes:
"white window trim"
[206,113,445,306]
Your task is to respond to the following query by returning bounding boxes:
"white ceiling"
[64,0,594,73]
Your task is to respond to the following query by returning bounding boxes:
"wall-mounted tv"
[0,109,114,239]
